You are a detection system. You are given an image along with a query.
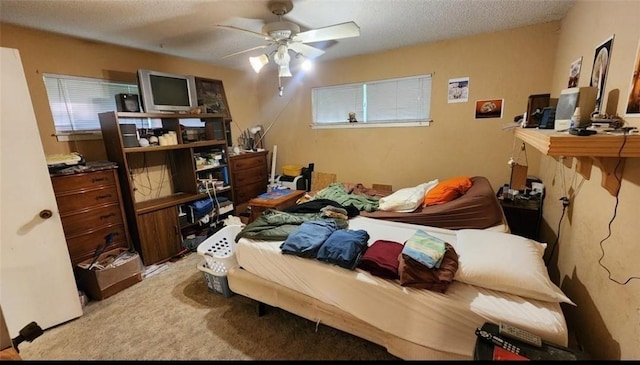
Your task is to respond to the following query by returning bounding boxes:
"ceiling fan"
[216,1,360,79]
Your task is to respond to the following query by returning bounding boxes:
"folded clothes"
[357,239,404,279]
[316,229,370,270]
[401,229,446,269]
[280,220,338,258]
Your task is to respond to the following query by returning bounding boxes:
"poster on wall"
[448,77,469,103]
[475,99,503,119]
[625,40,640,116]
[568,57,582,88]
[590,35,615,114]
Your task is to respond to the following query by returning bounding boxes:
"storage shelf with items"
[515,128,640,195]
[99,111,234,265]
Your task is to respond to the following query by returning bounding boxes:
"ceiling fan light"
[301,59,313,71]
[249,54,269,73]
[278,63,292,77]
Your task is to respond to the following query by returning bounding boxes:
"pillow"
[423,176,473,206]
[453,229,575,305]
[378,179,439,212]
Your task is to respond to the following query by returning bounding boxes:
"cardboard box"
[76,248,143,301]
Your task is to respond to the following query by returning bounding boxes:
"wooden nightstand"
[248,190,306,223]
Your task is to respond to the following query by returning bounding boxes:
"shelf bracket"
[594,157,625,196]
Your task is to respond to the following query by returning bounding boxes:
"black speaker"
[115,93,140,112]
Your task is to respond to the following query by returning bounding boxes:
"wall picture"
[194,77,231,118]
[625,40,640,116]
[475,99,503,119]
[568,57,582,88]
[448,77,469,103]
[590,35,615,114]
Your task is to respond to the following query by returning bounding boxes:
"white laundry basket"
[196,224,244,297]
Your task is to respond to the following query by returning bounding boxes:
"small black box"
[115,93,140,112]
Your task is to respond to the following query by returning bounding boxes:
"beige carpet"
[18,252,398,360]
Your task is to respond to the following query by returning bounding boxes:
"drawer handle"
[96,194,112,200]
[92,177,106,183]
[99,213,116,220]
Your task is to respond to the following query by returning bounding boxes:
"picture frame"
[625,40,640,116]
[475,98,503,119]
[194,77,231,119]
[568,57,582,88]
[590,35,615,114]
[448,77,469,103]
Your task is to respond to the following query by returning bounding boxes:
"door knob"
[39,209,53,219]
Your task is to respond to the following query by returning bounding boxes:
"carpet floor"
[18,251,398,360]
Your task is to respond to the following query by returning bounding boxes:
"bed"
[227,216,573,360]
[360,176,506,230]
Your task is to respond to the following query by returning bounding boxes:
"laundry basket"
[196,224,244,296]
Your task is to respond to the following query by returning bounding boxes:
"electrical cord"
[545,197,568,266]
[597,131,639,284]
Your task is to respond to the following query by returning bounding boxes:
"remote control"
[475,328,521,354]
[499,322,543,347]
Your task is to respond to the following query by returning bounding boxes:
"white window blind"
[312,74,432,128]
[44,73,138,136]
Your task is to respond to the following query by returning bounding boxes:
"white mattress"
[235,216,568,357]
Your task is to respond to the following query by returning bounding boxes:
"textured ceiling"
[0,0,575,73]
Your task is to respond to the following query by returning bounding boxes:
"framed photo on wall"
[568,57,582,88]
[475,99,503,119]
[194,77,231,119]
[625,40,640,116]
[590,35,615,114]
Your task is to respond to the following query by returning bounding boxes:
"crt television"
[554,86,598,131]
[137,69,198,113]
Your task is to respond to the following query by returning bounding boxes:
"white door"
[0,47,82,336]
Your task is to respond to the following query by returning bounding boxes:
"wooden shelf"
[515,128,640,195]
[124,140,226,154]
[514,128,640,157]
[116,112,227,119]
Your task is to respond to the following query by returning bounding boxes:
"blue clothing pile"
[280,220,370,270]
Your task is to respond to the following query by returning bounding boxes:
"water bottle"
[570,107,581,129]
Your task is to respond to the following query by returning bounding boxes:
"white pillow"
[379,179,439,212]
[453,229,575,305]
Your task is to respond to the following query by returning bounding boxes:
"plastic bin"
[196,224,244,273]
[196,224,244,297]
[282,164,302,177]
[197,260,233,297]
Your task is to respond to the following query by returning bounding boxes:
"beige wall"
[2,0,639,359]
[537,0,639,360]
[255,22,561,191]
[0,23,261,161]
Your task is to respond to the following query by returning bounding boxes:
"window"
[44,73,139,140]
[311,74,432,128]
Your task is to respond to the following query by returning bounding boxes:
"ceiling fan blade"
[220,45,270,59]
[215,25,271,41]
[288,42,325,59]
[293,21,360,43]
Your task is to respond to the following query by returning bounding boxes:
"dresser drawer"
[230,154,267,171]
[233,165,268,186]
[52,170,117,194]
[235,180,269,204]
[60,203,124,236]
[66,224,129,264]
[56,186,120,213]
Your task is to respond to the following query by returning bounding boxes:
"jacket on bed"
[235,209,348,242]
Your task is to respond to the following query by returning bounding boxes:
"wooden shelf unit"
[515,128,640,195]
[99,111,233,265]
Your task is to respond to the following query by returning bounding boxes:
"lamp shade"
[249,54,269,73]
[274,45,292,78]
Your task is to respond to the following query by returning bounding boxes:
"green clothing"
[235,209,348,242]
[314,183,380,212]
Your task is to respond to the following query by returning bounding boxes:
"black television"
[137,69,198,113]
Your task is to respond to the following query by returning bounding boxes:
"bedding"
[229,216,570,360]
[360,176,505,229]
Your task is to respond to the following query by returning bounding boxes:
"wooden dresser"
[50,163,131,266]
[229,151,269,210]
